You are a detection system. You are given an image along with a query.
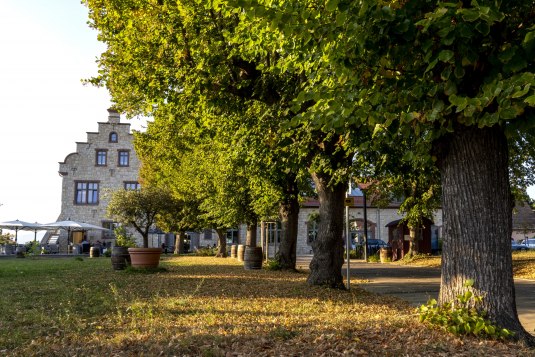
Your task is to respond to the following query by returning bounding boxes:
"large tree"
[235,0,535,343]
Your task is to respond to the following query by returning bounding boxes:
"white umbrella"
[42,220,110,246]
[0,220,44,243]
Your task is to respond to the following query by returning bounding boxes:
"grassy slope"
[0,256,532,356]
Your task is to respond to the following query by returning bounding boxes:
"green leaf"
[523,30,535,45]
[326,0,339,12]
[499,107,518,119]
[437,26,453,38]
[524,94,535,106]
[444,81,457,96]
[461,9,480,22]
[504,54,528,73]
[464,279,475,287]
[497,47,516,63]
[402,150,414,162]
[454,66,465,79]
[475,21,490,36]
[425,59,439,73]
[485,325,495,335]
[511,84,530,98]
[438,50,454,63]
[336,12,347,26]
[441,66,452,81]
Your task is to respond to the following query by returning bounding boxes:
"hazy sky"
[0,0,145,242]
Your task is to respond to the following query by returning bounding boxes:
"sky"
[0,1,534,244]
[0,0,146,243]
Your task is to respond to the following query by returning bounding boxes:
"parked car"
[520,238,535,249]
[356,239,389,254]
[511,240,529,251]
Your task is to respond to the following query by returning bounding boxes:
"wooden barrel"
[243,246,263,270]
[231,244,237,258]
[380,247,392,263]
[111,246,130,270]
[90,246,100,258]
[237,244,245,262]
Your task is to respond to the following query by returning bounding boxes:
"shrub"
[345,249,360,260]
[24,241,41,256]
[0,232,14,245]
[368,252,380,263]
[264,259,282,271]
[114,226,137,248]
[418,280,514,340]
[402,253,432,263]
[195,247,217,256]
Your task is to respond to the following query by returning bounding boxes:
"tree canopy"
[85,0,535,343]
[106,186,181,248]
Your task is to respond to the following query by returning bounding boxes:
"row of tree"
[84,0,535,344]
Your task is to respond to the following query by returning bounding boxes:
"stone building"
[294,195,443,257]
[512,201,535,241]
[192,191,443,258]
[43,109,142,252]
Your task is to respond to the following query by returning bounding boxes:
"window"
[101,221,118,240]
[75,181,99,204]
[124,181,141,190]
[267,222,281,244]
[109,132,118,143]
[118,150,130,166]
[96,150,107,166]
[203,229,213,240]
[226,228,239,245]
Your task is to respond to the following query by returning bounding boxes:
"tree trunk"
[407,227,420,258]
[307,172,346,289]
[142,234,149,249]
[174,231,185,255]
[215,228,227,257]
[436,125,533,343]
[277,176,299,270]
[246,221,257,247]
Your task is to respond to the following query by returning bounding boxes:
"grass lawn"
[0,255,532,356]
[398,250,535,280]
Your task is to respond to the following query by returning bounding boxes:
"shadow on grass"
[3,256,531,356]
[123,266,169,274]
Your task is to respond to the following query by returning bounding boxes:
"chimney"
[107,108,120,123]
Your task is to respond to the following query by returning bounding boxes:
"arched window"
[109,132,118,143]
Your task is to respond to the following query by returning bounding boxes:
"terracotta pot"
[128,248,162,268]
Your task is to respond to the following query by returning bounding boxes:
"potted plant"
[107,187,177,268]
[111,226,136,270]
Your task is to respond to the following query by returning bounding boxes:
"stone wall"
[52,109,141,251]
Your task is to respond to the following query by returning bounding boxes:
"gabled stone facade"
[47,109,141,251]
